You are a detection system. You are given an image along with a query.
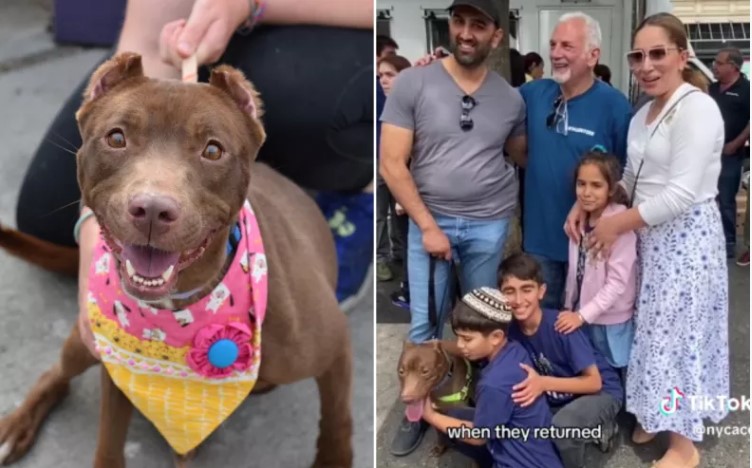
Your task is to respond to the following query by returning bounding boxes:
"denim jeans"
[717,153,744,254]
[407,213,510,342]
[527,254,568,310]
[376,177,407,263]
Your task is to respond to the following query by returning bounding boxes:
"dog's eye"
[106,130,126,148]
[202,141,224,161]
[421,367,430,375]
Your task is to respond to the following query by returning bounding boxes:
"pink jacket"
[563,203,637,325]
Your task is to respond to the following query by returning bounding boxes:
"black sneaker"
[390,284,410,310]
[390,416,428,457]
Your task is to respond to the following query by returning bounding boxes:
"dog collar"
[435,354,473,404]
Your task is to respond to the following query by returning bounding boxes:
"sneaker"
[737,250,750,267]
[315,191,373,312]
[377,260,393,282]
[390,283,410,310]
[390,416,428,457]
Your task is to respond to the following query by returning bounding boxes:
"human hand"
[422,397,438,421]
[159,0,251,69]
[723,141,741,156]
[422,226,451,260]
[554,311,584,334]
[564,202,586,243]
[588,216,619,258]
[511,363,545,407]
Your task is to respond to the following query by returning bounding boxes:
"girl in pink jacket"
[554,151,637,373]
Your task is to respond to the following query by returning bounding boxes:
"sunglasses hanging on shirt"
[460,95,476,131]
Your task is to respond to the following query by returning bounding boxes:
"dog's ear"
[209,65,264,121]
[403,340,415,349]
[430,340,442,352]
[82,52,144,103]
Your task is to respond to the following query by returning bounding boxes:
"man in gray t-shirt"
[379,0,526,456]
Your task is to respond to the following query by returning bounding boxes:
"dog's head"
[397,340,451,422]
[75,52,266,302]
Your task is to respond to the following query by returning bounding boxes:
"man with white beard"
[518,12,632,310]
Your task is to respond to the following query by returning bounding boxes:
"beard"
[551,65,572,84]
[450,37,492,68]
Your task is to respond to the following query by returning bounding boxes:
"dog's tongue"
[405,399,425,423]
[121,244,181,277]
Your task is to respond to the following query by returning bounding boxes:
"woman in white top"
[566,13,728,468]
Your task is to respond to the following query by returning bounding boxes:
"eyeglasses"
[626,46,682,69]
[546,94,568,135]
[460,95,476,131]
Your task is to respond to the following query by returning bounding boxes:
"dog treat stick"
[182,54,198,83]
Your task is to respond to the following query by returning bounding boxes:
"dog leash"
[428,256,439,333]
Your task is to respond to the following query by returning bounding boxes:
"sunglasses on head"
[626,46,682,69]
[460,95,476,131]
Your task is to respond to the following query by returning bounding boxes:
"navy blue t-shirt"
[508,309,623,407]
[474,340,563,468]
[519,79,632,262]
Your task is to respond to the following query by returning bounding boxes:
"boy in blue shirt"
[424,288,563,468]
[500,253,622,468]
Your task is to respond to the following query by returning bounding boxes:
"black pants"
[16,26,373,247]
[436,407,493,468]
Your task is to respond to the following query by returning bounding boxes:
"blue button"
[208,339,239,369]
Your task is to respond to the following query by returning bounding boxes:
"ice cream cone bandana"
[87,200,267,454]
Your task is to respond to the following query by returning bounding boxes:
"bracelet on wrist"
[237,0,267,36]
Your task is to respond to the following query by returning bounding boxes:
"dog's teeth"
[162,265,174,282]
[126,260,135,278]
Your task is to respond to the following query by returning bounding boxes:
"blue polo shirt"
[508,309,624,407]
[520,79,632,262]
[475,340,563,468]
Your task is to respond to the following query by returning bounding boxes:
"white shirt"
[622,83,724,226]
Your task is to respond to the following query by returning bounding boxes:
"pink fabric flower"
[186,322,254,378]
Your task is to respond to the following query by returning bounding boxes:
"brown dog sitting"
[397,340,476,456]
[0,52,352,468]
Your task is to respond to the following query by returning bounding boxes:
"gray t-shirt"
[380,61,526,220]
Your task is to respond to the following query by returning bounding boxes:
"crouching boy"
[423,287,563,468]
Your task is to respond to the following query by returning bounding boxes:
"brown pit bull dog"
[397,340,475,457]
[0,52,352,468]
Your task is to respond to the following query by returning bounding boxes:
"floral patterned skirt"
[626,199,730,441]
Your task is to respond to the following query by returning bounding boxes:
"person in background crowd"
[594,63,612,85]
[377,54,411,283]
[710,47,750,259]
[524,51,544,82]
[509,48,527,87]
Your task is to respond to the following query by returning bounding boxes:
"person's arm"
[261,0,372,29]
[504,95,528,167]
[727,123,750,154]
[423,410,485,446]
[577,229,637,324]
[612,97,633,169]
[76,209,102,358]
[541,364,602,395]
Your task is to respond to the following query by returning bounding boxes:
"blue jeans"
[407,214,510,342]
[527,254,567,310]
[718,153,744,254]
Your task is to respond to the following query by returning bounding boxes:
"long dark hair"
[574,151,629,206]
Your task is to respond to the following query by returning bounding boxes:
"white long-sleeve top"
[622,83,724,226]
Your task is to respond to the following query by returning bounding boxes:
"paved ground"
[376,256,750,467]
[0,1,373,467]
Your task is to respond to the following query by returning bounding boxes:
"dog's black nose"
[128,194,180,233]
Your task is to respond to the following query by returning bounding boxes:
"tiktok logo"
[659,387,685,415]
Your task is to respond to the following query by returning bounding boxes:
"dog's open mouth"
[100,223,212,299]
[405,399,426,422]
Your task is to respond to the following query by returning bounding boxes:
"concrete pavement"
[0,1,374,466]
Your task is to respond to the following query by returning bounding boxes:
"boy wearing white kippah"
[422,287,562,468]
